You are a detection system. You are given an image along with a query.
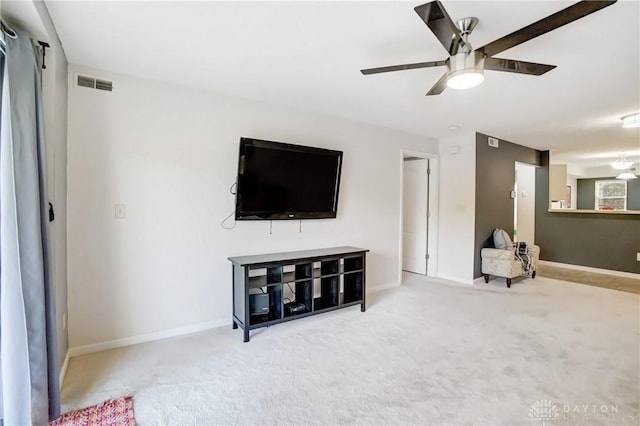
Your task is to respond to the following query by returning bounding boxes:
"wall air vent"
[77,75,95,88]
[95,79,113,91]
[77,74,113,92]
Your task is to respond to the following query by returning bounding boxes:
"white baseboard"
[436,273,473,285]
[66,281,421,359]
[67,282,402,358]
[59,350,70,390]
[539,260,640,279]
[472,277,487,285]
[68,318,229,358]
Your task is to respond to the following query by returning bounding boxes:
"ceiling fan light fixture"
[447,70,484,90]
[361,1,617,96]
[621,113,640,129]
[616,172,638,180]
[446,51,485,90]
[611,153,633,170]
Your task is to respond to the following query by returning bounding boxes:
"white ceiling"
[44,0,640,165]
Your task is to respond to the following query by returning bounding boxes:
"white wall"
[584,165,635,178]
[66,65,438,349]
[1,0,69,371]
[566,162,586,178]
[436,132,476,284]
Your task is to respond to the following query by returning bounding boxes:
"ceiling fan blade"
[485,57,557,76]
[360,60,446,75]
[426,73,448,96]
[414,1,469,55]
[479,1,617,57]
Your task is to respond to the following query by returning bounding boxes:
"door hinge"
[425,253,430,260]
[427,168,431,175]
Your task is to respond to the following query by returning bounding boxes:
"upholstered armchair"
[481,229,539,288]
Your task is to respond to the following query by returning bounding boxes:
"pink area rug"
[50,396,135,426]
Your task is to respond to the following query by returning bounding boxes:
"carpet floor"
[537,264,640,294]
[61,274,639,425]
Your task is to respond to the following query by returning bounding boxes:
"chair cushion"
[493,228,513,250]
[481,248,515,260]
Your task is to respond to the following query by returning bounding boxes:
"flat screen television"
[235,137,343,220]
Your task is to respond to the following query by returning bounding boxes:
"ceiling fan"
[360,1,617,95]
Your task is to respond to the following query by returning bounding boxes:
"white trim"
[427,158,439,277]
[539,260,640,279]
[68,318,229,357]
[66,283,398,359]
[59,350,70,390]
[398,150,440,285]
[594,179,627,211]
[472,277,487,285]
[436,273,473,285]
[398,151,405,285]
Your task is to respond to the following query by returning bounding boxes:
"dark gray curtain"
[0,25,60,425]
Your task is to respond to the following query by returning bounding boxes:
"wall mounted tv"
[235,137,343,220]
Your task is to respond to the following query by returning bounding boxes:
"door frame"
[514,161,538,244]
[398,150,439,283]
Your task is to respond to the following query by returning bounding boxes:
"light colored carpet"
[537,263,640,294]
[61,274,640,425]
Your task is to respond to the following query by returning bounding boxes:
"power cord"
[286,283,296,295]
[221,211,236,229]
[221,181,238,230]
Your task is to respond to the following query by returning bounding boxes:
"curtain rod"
[37,40,50,69]
[2,20,50,69]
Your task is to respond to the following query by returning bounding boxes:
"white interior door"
[515,163,536,243]
[402,159,428,274]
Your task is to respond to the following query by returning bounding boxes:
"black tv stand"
[228,246,368,342]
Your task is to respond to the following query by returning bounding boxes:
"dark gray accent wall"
[577,177,640,210]
[576,178,596,210]
[628,178,640,209]
[473,133,542,278]
[536,152,640,274]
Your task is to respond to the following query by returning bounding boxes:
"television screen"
[235,138,343,220]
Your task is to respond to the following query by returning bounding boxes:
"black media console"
[228,246,368,342]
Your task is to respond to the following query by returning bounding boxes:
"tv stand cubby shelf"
[228,246,368,342]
